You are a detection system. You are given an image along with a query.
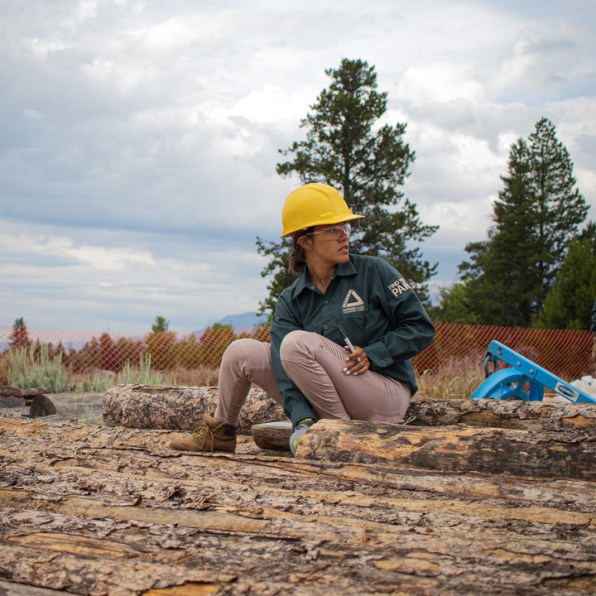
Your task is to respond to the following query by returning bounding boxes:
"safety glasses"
[307,223,352,239]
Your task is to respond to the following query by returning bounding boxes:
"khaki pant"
[215,330,411,426]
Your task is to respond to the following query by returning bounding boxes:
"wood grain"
[297,418,596,480]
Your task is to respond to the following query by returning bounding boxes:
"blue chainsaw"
[470,340,596,404]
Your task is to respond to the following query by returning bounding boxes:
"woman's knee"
[221,338,263,366]
[280,330,314,361]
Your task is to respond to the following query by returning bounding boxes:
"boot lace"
[191,425,216,451]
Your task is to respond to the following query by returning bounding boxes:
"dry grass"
[416,353,486,400]
[170,365,220,386]
[3,343,487,402]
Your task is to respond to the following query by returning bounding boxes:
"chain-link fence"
[1,322,594,388]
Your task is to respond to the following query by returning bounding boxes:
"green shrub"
[7,345,69,391]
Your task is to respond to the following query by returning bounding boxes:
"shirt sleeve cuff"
[363,341,393,369]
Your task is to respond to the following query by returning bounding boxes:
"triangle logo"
[342,289,365,313]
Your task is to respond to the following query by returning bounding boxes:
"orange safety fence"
[0,322,594,386]
[415,323,593,381]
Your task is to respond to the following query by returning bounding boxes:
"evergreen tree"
[455,117,588,327]
[147,316,175,370]
[9,317,31,350]
[151,316,170,333]
[257,58,437,317]
[427,283,479,324]
[536,222,596,330]
[255,237,293,322]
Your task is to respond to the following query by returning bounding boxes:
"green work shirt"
[270,254,436,427]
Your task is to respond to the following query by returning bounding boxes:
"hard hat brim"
[281,212,364,238]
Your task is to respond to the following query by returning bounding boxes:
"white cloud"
[0,219,269,331]
[397,63,487,105]
[0,224,156,274]
[20,37,68,59]
[0,0,595,330]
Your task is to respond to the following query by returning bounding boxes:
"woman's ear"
[297,235,312,251]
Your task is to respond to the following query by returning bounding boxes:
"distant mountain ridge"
[216,311,267,329]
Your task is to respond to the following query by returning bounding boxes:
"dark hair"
[289,228,313,273]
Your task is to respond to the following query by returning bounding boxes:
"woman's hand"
[343,346,370,376]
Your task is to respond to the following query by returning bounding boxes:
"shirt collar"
[290,257,357,298]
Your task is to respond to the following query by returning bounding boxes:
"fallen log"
[103,385,596,437]
[296,418,596,481]
[252,398,596,451]
[0,387,55,398]
[0,393,57,418]
[0,416,595,595]
[39,392,104,424]
[408,397,596,434]
[103,384,286,435]
[28,394,57,418]
[0,396,25,409]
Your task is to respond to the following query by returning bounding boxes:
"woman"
[170,183,435,455]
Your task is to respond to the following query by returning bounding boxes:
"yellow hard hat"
[281,183,364,237]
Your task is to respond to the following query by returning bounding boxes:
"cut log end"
[29,394,57,418]
[252,420,292,450]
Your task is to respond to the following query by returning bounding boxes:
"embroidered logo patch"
[388,277,412,298]
[342,289,366,314]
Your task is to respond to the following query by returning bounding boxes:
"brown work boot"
[169,412,237,453]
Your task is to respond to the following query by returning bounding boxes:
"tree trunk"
[103,384,286,435]
[0,386,55,398]
[104,386,596,436]
[252,398,596,451]
[407,397,596,432]
[0,416,594,595]
[297,418,596,480]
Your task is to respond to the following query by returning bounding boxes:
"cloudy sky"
[1,0,595,335]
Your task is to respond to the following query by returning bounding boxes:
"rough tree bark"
[103,385,596,436]
[252,398,596,450]
[103,384,286,435]
[296,418,596,480]
[0,416,594,595]
[406,397,596,431]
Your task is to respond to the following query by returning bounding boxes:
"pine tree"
[257,58,437,318]
[455,117,588,327]
[151,316,170,333]
[536,222,596,330]
[427,283,479,324]
[255,237,293,322]
[147,316,175,370]
[9,317,31,350]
